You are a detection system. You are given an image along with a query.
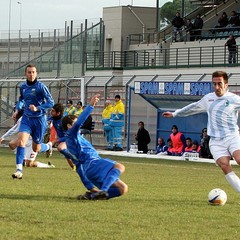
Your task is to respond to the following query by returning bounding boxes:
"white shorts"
[209,134,240,161]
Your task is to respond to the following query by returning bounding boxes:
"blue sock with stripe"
[39,143,50,152]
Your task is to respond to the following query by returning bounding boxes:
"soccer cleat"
[12,171,23,179]
[90,190,109,200]
[77,191,92,200]
[46,143,53,158]
[48,161,55,168]
[72,165,76,171]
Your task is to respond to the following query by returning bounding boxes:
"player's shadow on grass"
[0,193,77,202]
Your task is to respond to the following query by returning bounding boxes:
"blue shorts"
[19,115,47,144]
[85,158,117,188]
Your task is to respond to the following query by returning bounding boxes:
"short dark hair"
[77,101,82,106]
[212,71,228,83]
[25,64,37,73]
[53,103,64,116]
[172,125,178,130]
[61,115,77,131]
[67,100,73,105]
[115,95,121,99]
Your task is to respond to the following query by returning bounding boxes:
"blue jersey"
[65,105,117,190]
[17,80,54,117]
[65,105,100,169]
[47,116,65,141]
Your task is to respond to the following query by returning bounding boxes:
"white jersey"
[1,117,22,140]
[173,91,240,139]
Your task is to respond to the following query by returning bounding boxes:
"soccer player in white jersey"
[0,114,55,168]
[163,71,240,194]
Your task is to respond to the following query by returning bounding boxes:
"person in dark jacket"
[225,34,237,64]
[135,121,151,153]
[193,14,203,40]
[171,12,185,42]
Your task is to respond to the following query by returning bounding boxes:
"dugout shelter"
[126,72,240,151]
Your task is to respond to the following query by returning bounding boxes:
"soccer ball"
[208,188,227,206]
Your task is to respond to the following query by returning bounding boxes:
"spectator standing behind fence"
[170,125,186,156]
[185,19,195,41]
[135,121,151,154]
[156,137,168,155]
[225,34,237,64]
[193,14,203,40]
[110,95,125,151]
[102,100,114,150]
[171,12,184,42]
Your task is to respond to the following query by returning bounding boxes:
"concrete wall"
[103,6,156,52]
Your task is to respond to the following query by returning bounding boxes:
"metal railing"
[2,20,104,78]
[86,44,238,70]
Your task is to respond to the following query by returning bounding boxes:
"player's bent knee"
[115,163,125,173]
[115,180,128,195]
[121,183,128,195]
[57,146,63,151]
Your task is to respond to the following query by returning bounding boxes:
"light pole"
[7,0,12,73]
[156,0,160,33]
[17,1,22,39]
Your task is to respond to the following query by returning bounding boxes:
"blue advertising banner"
[134,81,213,96]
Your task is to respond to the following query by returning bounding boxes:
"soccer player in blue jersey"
[163,71,240,195]
[47,103,75,170]
[61,94,128,200]
[12,64,54,179]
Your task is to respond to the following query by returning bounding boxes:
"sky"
[1,0,170,32]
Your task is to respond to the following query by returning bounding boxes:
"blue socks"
[107,187,121,199]
[60,148,73,160]
[16,146,25,172]
[39,143,50,152]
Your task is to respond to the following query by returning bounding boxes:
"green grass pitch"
[0,147,240,240]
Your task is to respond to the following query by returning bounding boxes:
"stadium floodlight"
[17,1,22,39]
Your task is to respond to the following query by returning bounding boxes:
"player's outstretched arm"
[162,112,174,118]
[90,94,100,107]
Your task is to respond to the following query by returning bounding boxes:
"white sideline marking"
[97,150,238,166]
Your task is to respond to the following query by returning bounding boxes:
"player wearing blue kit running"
[47,103,75,170]
[61,94,128,200]
[163,71,240,196]
[12,64,54,179]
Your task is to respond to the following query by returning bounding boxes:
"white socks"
[36,162,51,168]
[225,171,240,193]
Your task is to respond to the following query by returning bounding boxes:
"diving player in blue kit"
[61,94,128,200]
